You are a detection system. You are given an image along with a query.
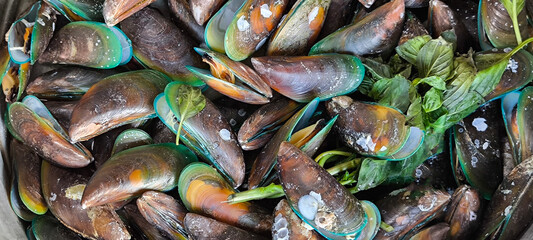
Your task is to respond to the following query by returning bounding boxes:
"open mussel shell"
[252,54,364,103]
[502,88,533,165]
[41,161,131,240]
[178,162,273,233]
[68,70,169,142]
[7,2,56,64]
[204,0,247,53]
[187,47,272,104]
[185,213,269,239]
[120,7,204,86]
[168,0,205,43]
[478,156,533,239]
[39,21,132,69]
[30,215,81,239]
[248,98,336,189]
[277,142,367,239]
[375,184,452,239]
[309,0,404,56]
[479,0,528,49]
[266,0,331,56]
[103,0,156,26]
[482,50,533,101]
[272,199,324,240]
[11,140,47,215]
[224,0,290,61]
[326,96,424,160]
[445,185,482,240]
[9,95,93,168]
[450,100,503,199]
[238,98,301,150]
[26,67,118,100]
[2,61,30,103]
[190,0,225,25]
[137,191,188,239]
[81,143,197,208]
[156,81,245,188]
[110,128,153,155]
[409,223,450,240]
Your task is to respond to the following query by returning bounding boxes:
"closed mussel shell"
[168,0,205,43]
[103,0,156,26]
[429,0,470,52]
[445,185,482,240]
[185,213,269,240]
[110,128,153,156]
[409,223,450,240]
[41,161,131,240]
[277,142,366,239]
[178,162,273,233]
[190,0,225,25]
[68,70,169,142]
[479,0,528,49]
[482,50,533,101]
[120,203,168,240]
[252,54,364,103]
[136,191,188,240]
[81,143,197,208]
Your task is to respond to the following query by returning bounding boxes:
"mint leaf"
[416,37,454,79]
[396,35,432,65]
[175,85,206,145]
[423,88,443,113]
[369,75,411,112]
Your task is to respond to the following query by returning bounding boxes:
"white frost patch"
[356,135,376,152]
[219,129,231,141]
[483,141,490,150]
[501,189,512,195]
[472,118,488,132]
[260,4,272,18]
[237,16,250,31]
[504,205,512,216]
[49,192,57,202]
[379,146,387,152]
[469,211,477,221]
[308,7,319,25]
[506,58,519,73]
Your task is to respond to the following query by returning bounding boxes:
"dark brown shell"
[185,213,269,240]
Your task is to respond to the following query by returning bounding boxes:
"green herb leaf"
[423,88,443,113]
[368,75,411,112]
[406,87,424,129]
[416,37,454,80]
[351,158,389,193]
[413,76,446,90]
[174,84,206,145]
[396,35,432,65]
[501,0,525,44]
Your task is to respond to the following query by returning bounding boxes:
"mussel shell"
[68,70,169,142]
[3,62,30,103]
[398,12,429,46]
[479,0,528,48]
[238,98,301,150]
[163,82,245,188]
[375,184,451,239]
[58,0,104,21]
[188,47,272,104]
[103,0,156,26]
[10,173,37,222]
[136,191,188,239]
[482,50,533,101]
[358,0,375,8]
[121,203,168,240]
[251,54,364,103]
[429,0,470,52]
[178,162,272,233]
[11,140,47,215]
[168,0,205,43]
[30,2,57,64]
[185,213,269,240]
[266,0,331,56]
[405,0,428,8]
[26,67,117,100]
[409,223,450,240]
[309,0,404,56]
[31,215,81,239]
[478,156,533,239]
[41,161,130,239]
[9,98,93,168]
[451,100,503,199]
[120,7,204,85]
[81,143,197,208]
[204,0,247,53]
[224,0,290,61]
[326,96,424,160]
[277,142,366,239]
[317,0,356,39]
[110,128,153,155]
[445,185,482,240]
[190,0,225,25]
[272,199,324,240]
[39,21,129,69]
[516,87,533,163]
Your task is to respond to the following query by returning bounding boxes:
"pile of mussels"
[3,0,533,239]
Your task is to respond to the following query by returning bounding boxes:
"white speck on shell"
[219,129,231,141]
[237,16,250,31]
[472,118,488,132]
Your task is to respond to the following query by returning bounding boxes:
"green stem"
[314,150,353,167]
[380,222,394,232]
[326,158,361,176]
[511,3,522,45]
[226,183,285,204]
[176,120,183,145]
[504,37,533,59]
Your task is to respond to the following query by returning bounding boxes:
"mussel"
[29,215,81,239]
[103,0,156,26]
[81,143,197,208]
[204,0,247,53]
[479,0,528,49]
[272,199,324,239]
[502,87,533,165]
[445,185,482,240]
[326,96,424,160]
[185,213,268,239]
[178,162,273,233]
[136,191,188,239]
